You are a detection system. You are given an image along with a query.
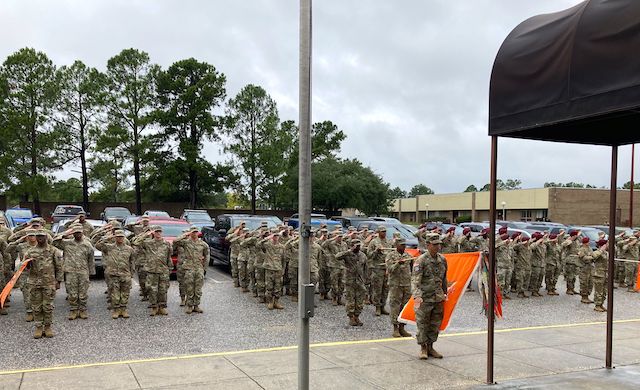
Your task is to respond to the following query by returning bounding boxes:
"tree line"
[0,48,391,216]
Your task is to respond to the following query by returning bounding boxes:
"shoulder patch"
[413,264,421,273]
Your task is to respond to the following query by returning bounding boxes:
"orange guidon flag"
[0,259,32,308]
[399,251,481,331]
[636,265,640,292]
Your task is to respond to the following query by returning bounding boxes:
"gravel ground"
[0,266,638,371]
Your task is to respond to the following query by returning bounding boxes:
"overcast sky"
[2,0,634,194]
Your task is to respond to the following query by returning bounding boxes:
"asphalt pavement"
[0,265,639,372]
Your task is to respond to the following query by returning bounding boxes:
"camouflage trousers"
[497,266,512,295]
[19,273,32,313]
[370,269,388,308]
[255,265,265,298]
[415,300,444,345]
[345,282,366,316]
[318,266,331,296]
[288,267,298,295]
[137,266,148,297]
[265,269,283,299]
[614,261,626,284]
[184,268,204,306]
[593,275,607,306]
[177,267,186,299]
[564,262,578,290]
[248,259,257,294]
[65,272,90,311]
[238,259,249,289]
[146,272,169,307]
[388,285,410,325]
[230,255,239,286]
[108,274,132,309]
[544,263,560,291]
[579,264,594,296]
[30,285,56,327]
[329,267,345,298]
[529,265,545,293]
[625,262,638,289]
[283,261,290,293]
[516,264,531,294]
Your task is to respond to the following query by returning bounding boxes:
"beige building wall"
[548,188,640,226]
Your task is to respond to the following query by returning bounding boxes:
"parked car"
[369,217,402,223]
[51,218,106,276]
[505,228,532,240]
[5,207,33,228]
[459,222,491,237]
[203,214,283,266]
[101,207,132,223]
[568,226,606,249]
[147,217,192,276]
[180,209,215,230]
[588,225,633,237]
[143,210,171,219]
[51,205,86,224]
[355,221,419,248]
[331,216,373,228]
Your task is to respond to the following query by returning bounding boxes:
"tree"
[464,184,478,192]
[106,48,158,214]
[223,84,284,213]
[388,186,407,199]
[545,182,597,188]
[154,58,227,208]
[0,48,65,214]
[43,178,83,202]
[89,124,131,202]
[480,179,522,191]
[409,184,434,197]
[621,181,640,190]
[54,60,107,210]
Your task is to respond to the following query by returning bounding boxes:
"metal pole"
[298,0,312,389]
[487,136,498,384]
[606,145,618,369]
[630,144,634,228]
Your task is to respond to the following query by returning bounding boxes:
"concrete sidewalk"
[1,320,639,390]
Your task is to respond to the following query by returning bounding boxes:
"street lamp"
[501,201,506,220]
[426,203,430,221]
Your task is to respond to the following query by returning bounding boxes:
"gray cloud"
[2,0,632,194]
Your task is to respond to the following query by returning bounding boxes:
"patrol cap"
[351,239,362,246]
[395,237,407,245]
[242,227,250,232]
[71,225,83,234]
[270,227,279,233]
[26,229,38,237]
[114,229,126,237]
[348,226,357,232]
[78,211,86,216]
[35,230,47,237]
[319,228,328,234]
[376,226,387,233]
[239,220,246,225]
[426,233,443,245]
[29,218,42,225]
[141,215,150,220]
[260,221,269,227]
[152,225,163,232]
[188,226,199,233]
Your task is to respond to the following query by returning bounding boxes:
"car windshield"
[107,209,131,217]
[146,211,170,217]
[54,207,83,215]
[232,218,278,230]
[526,225,551,232]
[156,223,190,237]
[7,209,32,218]
[188,213,212,222]
[580,229,602,241]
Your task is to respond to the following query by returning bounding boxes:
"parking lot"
[1,264,640,372]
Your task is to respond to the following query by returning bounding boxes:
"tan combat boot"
[25,312,34,322]
[349,315,358,326]
[594,305,607,312]
[68,311,78,321]
[355,315,363,326]
[580,296,592,304]
[332,296,338,306]
[292,294,298,302]
[180,297,186,307]
[193,306,203,313]
[267,298,274,310]
[274,298,284,310]
[185,306,193,314]
[503,294,511,300]
[427,343,443,359]
[337,296,344,306]
[120,308,130,318]
[150,306,158,316]
[392,324,401,338]
[158,307,168,315]
[399,324,412,337]
[44,325,54,338]
[419,344,428,360]
[375,306,382,316]
[380,306,390,315]
[78,310,88,320]
[34,326,43,339]
[241,287,249,293]
[111,310,119,319]
[0,308,7,315]
[259,296,266,303]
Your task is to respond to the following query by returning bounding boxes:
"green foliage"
[455,215,472,223]
[388,186,407,199]
[464,184,478,192]
[408,184,434,197]
[480,179,522,191]
[42,178,83,202]
[622,181,640,190]
[545,182,597,188]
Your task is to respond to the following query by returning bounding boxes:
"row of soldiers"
[0,213,209,338]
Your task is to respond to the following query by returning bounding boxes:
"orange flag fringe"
[0,260,31,308]
[399,251,482,331]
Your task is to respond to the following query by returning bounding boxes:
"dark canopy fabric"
[489,0,640,146]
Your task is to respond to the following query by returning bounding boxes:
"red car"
[147,217,192,277]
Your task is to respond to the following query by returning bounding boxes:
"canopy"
[489,0,640,146]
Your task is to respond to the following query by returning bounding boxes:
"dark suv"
[202,214,283,266]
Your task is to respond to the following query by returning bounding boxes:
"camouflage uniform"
[578,244,594,300]
[413,229,428,250]
[133,234,173,313]
[316,232,331,299]
[386,249,412,326]
[309,239,321,288]
[336,245,367,322]
[237,233,254,290]
[495,237,512,296]
[322,237,346,303]
[440,233,456,254]
[592,247,608,309]
[24,243,63,333]
[52,234,95,314]
[95,235,135,315]
[528,239,546,295]
[367,234,390,314]
[7,240,36,317]
[623,239,639,291]
[254,232,267,299]
[286,237,300,298]
[614,236,627,286]
[0,224,12,290]
[513,240,532,295]
[456,234,475,253]
[64,219,94,237]
[226,230,242,287]
[174,233,209,310]
[544,241,562,293]
[261,237,284,307]
[561,237,581,293]
[411,249,448,347]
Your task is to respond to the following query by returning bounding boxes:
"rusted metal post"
[487,136,498,384]
[606,145,618,369]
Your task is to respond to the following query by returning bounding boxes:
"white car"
[52,219,106,276]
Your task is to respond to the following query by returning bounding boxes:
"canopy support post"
[487,135,498,384]
[606,145,618,369]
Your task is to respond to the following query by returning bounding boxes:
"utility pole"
[630,144,635,228]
